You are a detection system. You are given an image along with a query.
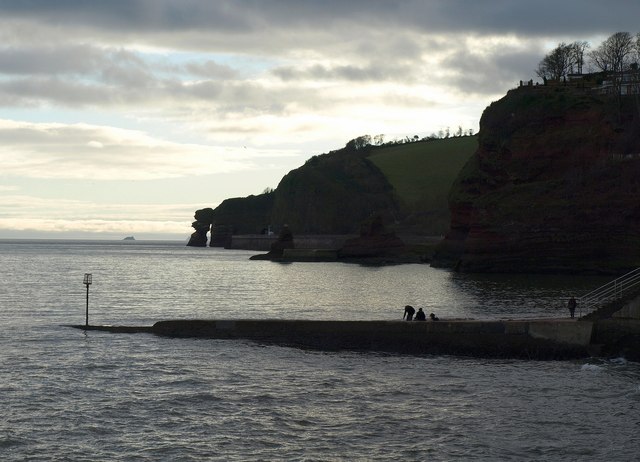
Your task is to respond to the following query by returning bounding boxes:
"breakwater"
[226,234,351,251]
[69,318,597,360]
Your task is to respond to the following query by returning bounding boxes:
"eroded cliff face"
[269,145,400,234]
[434,86,640,273]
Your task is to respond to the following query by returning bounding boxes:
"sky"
[0,0,638,240]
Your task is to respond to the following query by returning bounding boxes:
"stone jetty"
[69,318,603,360]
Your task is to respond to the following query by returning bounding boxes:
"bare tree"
[569,40,590,74]
[536,42,574,81]
[589,32,635,92]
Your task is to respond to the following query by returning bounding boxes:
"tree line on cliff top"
[536,31,640,82]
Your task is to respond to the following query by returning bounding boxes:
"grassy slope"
[369,136,477,211]
[209,136,478,236]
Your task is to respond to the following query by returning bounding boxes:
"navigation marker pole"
[83,273,92,327]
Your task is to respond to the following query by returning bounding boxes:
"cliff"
[209,193,275,235]
[198,137,475,240]
[433,86,640,273]
[269,145,400,234]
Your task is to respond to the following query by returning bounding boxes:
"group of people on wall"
[404,298,579,322]
[403,305,438,322]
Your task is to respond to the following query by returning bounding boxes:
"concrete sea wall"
[73,319,595,360]
[152,319,593,359]
[227,235,352,251]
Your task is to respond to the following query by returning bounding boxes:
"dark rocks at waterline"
[250,224,294,260]
[186,207,216,247]
[339,214,405,259]
[187,220,210,247]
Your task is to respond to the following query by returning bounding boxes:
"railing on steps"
[578,267,640,316]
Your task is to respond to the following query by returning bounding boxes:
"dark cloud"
[0,1,637,40]
[0,0,635,124]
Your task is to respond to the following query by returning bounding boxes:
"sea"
[1,239,639,461]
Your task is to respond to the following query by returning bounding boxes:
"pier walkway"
[68,317,596,360]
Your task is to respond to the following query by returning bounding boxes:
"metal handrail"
[578,267,640,316]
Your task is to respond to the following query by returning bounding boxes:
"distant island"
[123,236,135,241]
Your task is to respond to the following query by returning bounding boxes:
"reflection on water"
[0,240,638,461]
[0,240,613,326]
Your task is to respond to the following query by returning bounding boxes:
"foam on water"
[581,363,604,372]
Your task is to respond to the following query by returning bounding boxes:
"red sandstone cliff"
[433,86,640,274]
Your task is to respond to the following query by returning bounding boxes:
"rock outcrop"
[250,224,294,260]
[186,208,214,247]
[433,86,640,273]
[269,146,400,234]
[187,220,210,247]
[339,214,405,259]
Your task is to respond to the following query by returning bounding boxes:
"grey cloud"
[185,60,239,79]
[0,70,330,117]
[0,1,635,119]
[0,1,638,40]
[273,62,417,83]
[0,45,104,75]
[0,78,112,106]
[438,42,547,95]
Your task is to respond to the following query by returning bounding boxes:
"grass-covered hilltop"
[190,135,476,243]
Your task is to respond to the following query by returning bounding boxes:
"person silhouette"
[568,297,577,319]
[403,305,415,321]
[429,313,439,321]
[415,308,426,321]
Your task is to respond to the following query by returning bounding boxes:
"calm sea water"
[1,239,639,461]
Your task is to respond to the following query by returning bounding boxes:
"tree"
[536,42,574,81]
[569,40,589,74]
[536,41,590,81]
[590,32,635,95]
[590,32,634,73]
[373,134,385,145]
[345,135,372,151]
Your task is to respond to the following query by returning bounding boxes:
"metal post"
[83,273,92,327]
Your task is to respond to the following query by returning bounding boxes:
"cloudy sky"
[0,0,637,239]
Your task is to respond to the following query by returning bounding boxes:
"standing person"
[403,305,415,321]
[568,297,577,319]
[414,308,426,321]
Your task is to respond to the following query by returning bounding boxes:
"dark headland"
[185,79,640,274]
